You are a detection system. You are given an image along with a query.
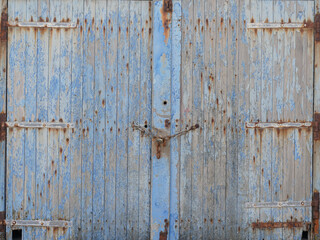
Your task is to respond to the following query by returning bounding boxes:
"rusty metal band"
[252,221,310,229]
[245,201,311,208]
[6,122,74,129]
[4,220,71,228]
[6,21,77,29]
[247,23,312,29]
[246,122,312,129]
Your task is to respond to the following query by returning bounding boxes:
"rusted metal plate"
[315,13,320,41]
[313,192,319,234]
[252,221,311,229]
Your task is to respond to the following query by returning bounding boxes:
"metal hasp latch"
[0,113,6,141]
[0,211,5,233]
[312,192,320,234]
[0,10,7,42]
[314,113,320,141]
[315,13,320,41]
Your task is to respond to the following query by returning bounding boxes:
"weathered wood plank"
[81,0,95,238]
[116,1,130,238]
[70,0,83,238]
[260,1,273,239]
[35,0,49,238]
[214,1,228,238]
[127,1,140,238]
[191,0,204,239]
[92,1,106,239]
[203,0,216,237]
[138,1,152,239]
[248,0,261,238]
[283,2,296,239]
[237,0,250,237]
[58,0,72,239]
[47,1,61,239]
[180,0,193,237]
[24,0,37,238]
[272,1,284,239]
[105,0,118,238]
[226,0,239,238]
[7,1,26,240]
[169,1,181,239]
[150,1,171,239]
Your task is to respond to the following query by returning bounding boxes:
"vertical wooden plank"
[7,1,26,239]
[82,0,95,238]
[138,1,152,239]
[214,1,228,238]
[92,0,106,239]
[180,0,193,237]
[283,2,296,239]
[191,0,204,238]
[304,2,314,237]
[47,1,61,239]
[24,0,37,238]
[116,0,129,238]
[272,1,284,239]
[248,0,261,238]
[293,2,307,239]
[225,0,238,238]
[105,0,118,238]
[150,1,171,239]
[203,0,216,237]
[127,1,140,238]
[260,1,273,240]
[237,0,250,237]
[0,1,6,239]
[70,0,83,238]
[35,0,49,238]
[59,0,72,239]
[169,1,181,239]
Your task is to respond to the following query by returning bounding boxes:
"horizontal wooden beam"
[247,22,312,29]
[3,220,71,228]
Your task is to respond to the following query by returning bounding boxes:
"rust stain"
[160,0,172,44]
[252,221,309,229]
[159,219,169,240]
[0,10,8,41]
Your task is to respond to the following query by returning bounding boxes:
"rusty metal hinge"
[0,113,6,142]
[315,13,320,41]
[314,113,320,141]
[313,191,320,234]
[0,211,5,233]
[0,11,8,42]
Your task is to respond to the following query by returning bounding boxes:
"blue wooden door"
[2,0,318,239]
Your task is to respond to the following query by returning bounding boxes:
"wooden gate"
[1,0,320,239]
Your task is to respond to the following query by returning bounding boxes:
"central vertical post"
[151,0,172,239]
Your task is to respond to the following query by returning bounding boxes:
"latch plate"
[0,113,6,141]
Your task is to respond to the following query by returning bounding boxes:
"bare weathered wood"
[7,21,77,28]
[246,122,312,129]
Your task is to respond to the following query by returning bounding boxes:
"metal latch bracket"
[312,191,320,234]
[0,211,5,233]
[314,113,320,141]
[0,113,6,141]
[0,10,7,42]
[315,13,320,41]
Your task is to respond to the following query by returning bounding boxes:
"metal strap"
[245,201,312,208]
[6,122,74,129]
[247,22,311,29]
[7,21,77,29]
[246,122,312,129]
[5,220,71,228]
